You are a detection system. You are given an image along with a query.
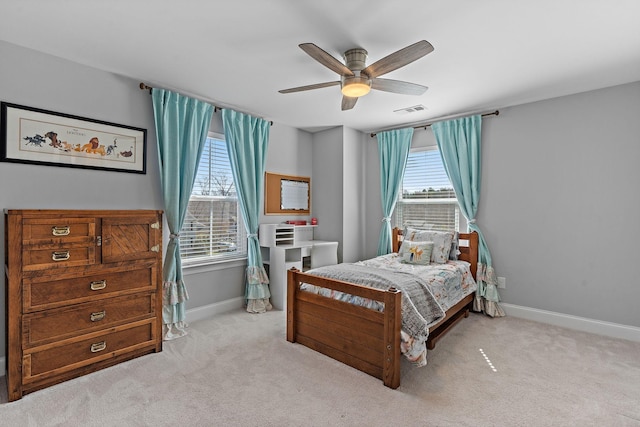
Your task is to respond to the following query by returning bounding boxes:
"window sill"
[182,257,248,275]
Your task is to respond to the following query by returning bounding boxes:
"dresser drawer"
[23,217,96,242]
[24,265,156,312]
[23,293,155,348]
[22,320,156,384]
[22,217,96,241]
[23,245,96,270]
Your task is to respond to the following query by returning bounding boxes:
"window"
[181,133,246,264]
[396,148,460,231]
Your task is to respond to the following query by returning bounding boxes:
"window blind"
[181,135,247,263]
[396,149,459,231]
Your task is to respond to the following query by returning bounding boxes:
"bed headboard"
[392,228,478,280]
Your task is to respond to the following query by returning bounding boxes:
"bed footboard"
[287,268,402,388]
[286,229,478,388]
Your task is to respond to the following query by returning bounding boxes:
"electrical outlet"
[497,277,506,289]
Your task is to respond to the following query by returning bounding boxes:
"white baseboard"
[501,303,640,343]
[186,296,245,323]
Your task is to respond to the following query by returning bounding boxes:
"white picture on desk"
[280,179,309,210]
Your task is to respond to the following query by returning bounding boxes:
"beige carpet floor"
[1,309,639,426]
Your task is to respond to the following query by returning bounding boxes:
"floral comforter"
[300,254,477,367]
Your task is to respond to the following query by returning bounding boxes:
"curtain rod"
[369,110,499,138]
[139,82,273,126]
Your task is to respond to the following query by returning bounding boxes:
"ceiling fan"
[279,40,434,111]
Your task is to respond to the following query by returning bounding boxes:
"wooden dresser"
[4,209,163,401]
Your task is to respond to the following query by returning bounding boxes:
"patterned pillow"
[403,227,438,242]
[398,240,434,265]
[403,228,454,264]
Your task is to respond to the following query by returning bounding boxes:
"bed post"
[392,227,402,253]
[286,268,298,343]
[383,287,401,389]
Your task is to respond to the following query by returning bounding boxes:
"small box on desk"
[286,220,307,225]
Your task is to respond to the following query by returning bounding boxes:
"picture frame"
[0,102,147,174]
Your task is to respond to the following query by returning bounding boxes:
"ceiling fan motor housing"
[343,48,368,71]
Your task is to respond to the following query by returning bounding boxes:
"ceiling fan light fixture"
[341,76,371,97]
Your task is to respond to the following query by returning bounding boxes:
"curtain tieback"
[468,219,476,224]
[381,217,391,223]
[247,233,258,239]
[170,233,180,240]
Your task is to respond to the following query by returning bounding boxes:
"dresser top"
[5,209,163,217]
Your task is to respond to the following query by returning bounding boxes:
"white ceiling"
[2,0,640,133]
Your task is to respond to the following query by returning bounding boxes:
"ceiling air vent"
[393,104,427,115]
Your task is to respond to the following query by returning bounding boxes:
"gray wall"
[341,127,366,262]
[311,127,344,260]
[364,81,640,328]
[364,136,382,261]
[311,126,369,263]
[480,82,640,327]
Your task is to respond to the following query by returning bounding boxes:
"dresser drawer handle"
[52,226,71,236]
[90,310,106,322]
[51,251,70,261]
[90,341,107,353]
[90,280,107,291]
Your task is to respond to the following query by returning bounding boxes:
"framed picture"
[1,102,146,174]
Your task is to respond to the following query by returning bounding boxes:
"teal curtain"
[152,89,214,339]
[432,115,505,317]
[222,109,272,313]
[376,128,413,255]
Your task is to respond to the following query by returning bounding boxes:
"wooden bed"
[286,228,478,389]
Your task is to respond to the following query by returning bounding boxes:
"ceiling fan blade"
[363,40,434,79]
[341,96,358,111]
[299,43,354,77]
[279,81,340,94]
[371,78,428,95]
